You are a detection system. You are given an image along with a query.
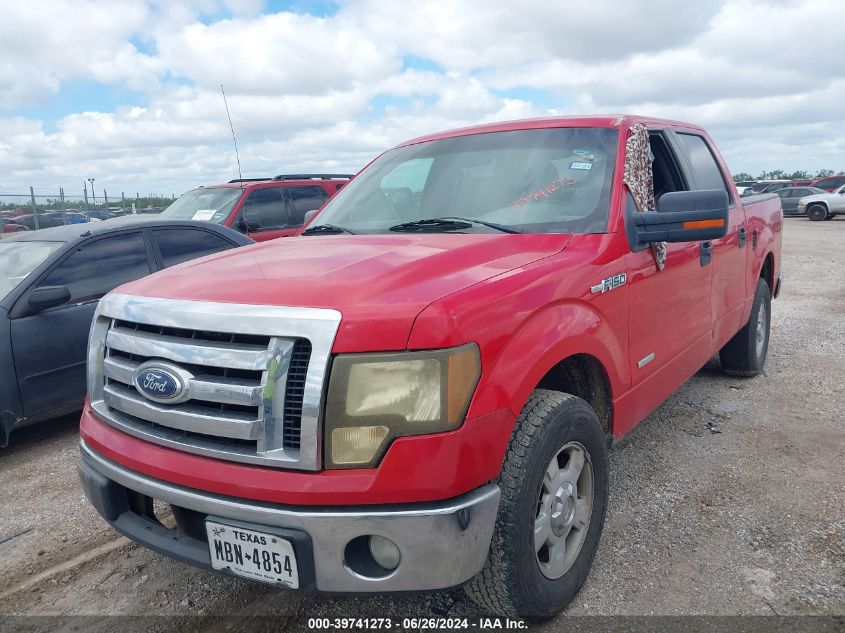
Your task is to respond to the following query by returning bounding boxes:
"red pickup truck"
[159,174,351,241]
[78,115,782,619]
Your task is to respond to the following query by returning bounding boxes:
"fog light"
[368,535,400,571]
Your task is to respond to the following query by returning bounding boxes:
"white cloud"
[158,12,399,95]
[0,0,843,194]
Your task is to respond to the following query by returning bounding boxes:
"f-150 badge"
[591,273,627,294]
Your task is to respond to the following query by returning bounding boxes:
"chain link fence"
[0,186,178,232]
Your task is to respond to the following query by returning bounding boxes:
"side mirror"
[28,285,71,312]
[629,190,729,248]
[303,209,320,224]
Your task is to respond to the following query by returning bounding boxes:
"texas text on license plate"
[205,520,299,588]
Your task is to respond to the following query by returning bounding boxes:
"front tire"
[807,204,828,221]
[465,390,608,619]
[719,277,771,376]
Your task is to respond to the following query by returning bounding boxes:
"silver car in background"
[798,184,845,221]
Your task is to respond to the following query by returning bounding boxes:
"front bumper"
[78,440,500,592]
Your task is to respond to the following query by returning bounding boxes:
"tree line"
[1,195,176,213]
[732,169,840,182]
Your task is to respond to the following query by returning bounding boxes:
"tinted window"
[154,229,237,268]
[37,232,150,306]
[676,133,729,193]
[286,186,330,225]
[241,188,290,229]
[816,177,845,189]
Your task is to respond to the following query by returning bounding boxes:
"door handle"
[700,241,713,267]
[738,227,747,248]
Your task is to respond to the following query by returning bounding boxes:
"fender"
[471,300,627,430]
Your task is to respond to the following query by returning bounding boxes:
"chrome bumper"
[78,440,500,592]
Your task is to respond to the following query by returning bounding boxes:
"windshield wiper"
[438,216,523,234]
[301,223,356,235]
[388,217,521,234]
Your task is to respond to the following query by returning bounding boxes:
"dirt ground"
[0,217,842,630]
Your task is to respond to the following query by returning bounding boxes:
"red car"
[811,174,845,192]
[79,115,782,618]
[160,174,351,241]
[0,218,28,237]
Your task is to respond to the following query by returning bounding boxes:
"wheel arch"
[759,251,775,293]
[472,300,625,437]
[536,354,613,433]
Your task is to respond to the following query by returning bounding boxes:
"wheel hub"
[551,482,576,535]
[534,442,594,580]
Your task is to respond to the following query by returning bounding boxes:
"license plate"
[205,520,299,588]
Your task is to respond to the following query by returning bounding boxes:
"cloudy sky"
[1,0,843,198]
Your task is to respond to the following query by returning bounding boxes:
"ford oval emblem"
[133,363,185,403]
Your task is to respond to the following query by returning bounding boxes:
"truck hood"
[800,192,841,204]
[117,233,570,351]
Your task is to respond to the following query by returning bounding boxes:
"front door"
[624,129,714,389]
[238,186,295,242]
[11,231,152,418]
[625,224,712,386]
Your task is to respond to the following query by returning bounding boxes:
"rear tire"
[464,390,608,619]
[807,204,828,221]
[719,278,771,377]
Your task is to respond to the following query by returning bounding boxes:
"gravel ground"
[0,217,842,630]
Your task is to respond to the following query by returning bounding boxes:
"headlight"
[324,344,481,468]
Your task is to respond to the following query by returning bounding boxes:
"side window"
[777,189,792,198]
[648,132,686,200]
[153,229,237,268]
[37,232,150,306]
[676,133,729,194]
[286,186,330,225]
[241,188,290,230]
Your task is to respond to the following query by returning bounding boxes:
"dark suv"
[161,174,352,242]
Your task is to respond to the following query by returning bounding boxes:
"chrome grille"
[88,293,342,470]
[282,339,311,450]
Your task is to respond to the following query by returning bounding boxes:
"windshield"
[161,187,243,223]
[0,240,64,298]
[312,127,618,234]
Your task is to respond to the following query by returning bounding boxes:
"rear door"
[777,188,805,213]
[10,231,154,418]
[672,130,748,344]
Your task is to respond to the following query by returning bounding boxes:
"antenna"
[220,84,243,183]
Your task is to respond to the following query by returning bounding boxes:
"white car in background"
[798,184,845,221]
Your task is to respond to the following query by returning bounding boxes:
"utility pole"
[84,183,89,217]
[104,189,109,207]
[29,186,40,230]
[88,178,95,208]
[59,187,67,224]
